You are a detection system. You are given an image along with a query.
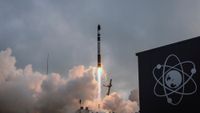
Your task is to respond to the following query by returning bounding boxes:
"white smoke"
[102,92,139,113]
[129,89,139,104]
[36,65,98,113]
[0,48,139,113]
[0,48,45,113]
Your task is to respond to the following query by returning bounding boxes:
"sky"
[1,0,200,99]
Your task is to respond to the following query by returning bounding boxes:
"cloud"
[129,89,139,104]
[0,48,45,113]
[102,92,139,113]
[37,65,98,113]
[0,48,98,113]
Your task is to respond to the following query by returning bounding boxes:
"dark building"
[136,36,200,113]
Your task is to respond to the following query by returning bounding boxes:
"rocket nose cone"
[98,24,101,30]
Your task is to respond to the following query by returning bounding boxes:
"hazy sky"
[1,0,200,98]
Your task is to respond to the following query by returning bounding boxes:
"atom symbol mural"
[153,54,197,105]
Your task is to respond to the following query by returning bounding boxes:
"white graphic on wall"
[152,54,197,105]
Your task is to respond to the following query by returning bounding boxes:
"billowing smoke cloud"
[0,48,45,113]
[0,48,139,113]
[102,92,139,113]
[36,65,98,113]
[129,89,139,104]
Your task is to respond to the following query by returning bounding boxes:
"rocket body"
[97,24,101,67]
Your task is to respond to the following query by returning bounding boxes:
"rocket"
[97,24,101,67]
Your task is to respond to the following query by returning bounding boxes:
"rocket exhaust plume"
[97,67,103,100]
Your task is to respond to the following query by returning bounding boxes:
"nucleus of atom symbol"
[152,54,197,105]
